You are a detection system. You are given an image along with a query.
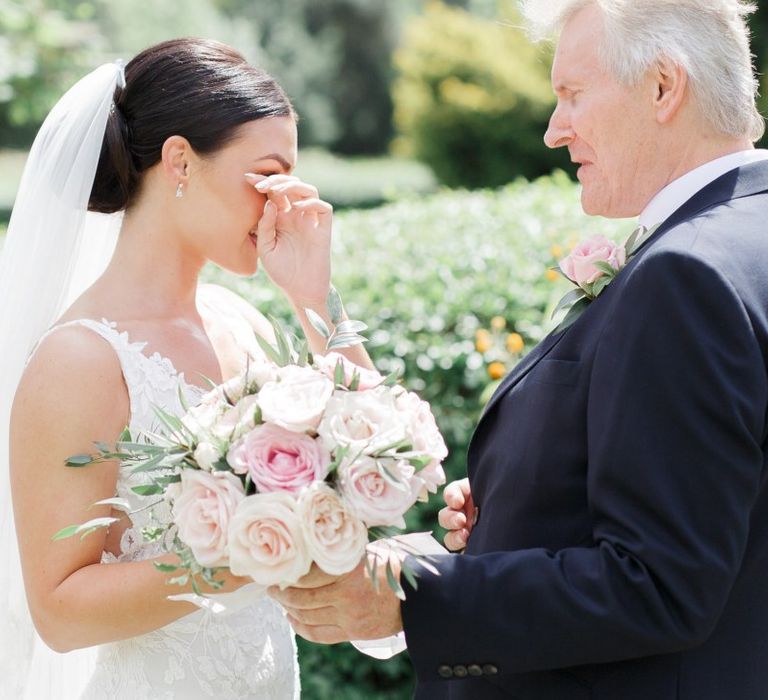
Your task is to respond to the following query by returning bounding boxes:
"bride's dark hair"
[89,37,295,213]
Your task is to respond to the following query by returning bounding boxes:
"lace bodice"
[48,318,299,699]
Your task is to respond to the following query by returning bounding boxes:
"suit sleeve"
[401,248,768,679]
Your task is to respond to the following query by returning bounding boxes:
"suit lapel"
[477,160,768,426]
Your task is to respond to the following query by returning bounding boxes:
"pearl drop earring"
[175,183,184,199]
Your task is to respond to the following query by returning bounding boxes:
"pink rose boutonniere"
[550,226,652,333]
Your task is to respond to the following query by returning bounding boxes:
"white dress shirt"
[638,149,768,230]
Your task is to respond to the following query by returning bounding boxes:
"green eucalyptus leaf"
[334,320,368,335]
[305,308,331,339]
[132,484,164,497]
[327,286,345,325]
[550,287,587,320]
[333,359,345,386]
[327,334,367,350]
[254,332,284,366]
[385,560,406,601]
[65,454,95,467]
[297,340,310,367]
[401,560,419,591]
[153,562,179,573]
[91,497,132,512]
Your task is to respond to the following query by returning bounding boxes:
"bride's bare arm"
[10,327,249,653]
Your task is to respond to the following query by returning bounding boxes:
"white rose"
[396,390,448,463]
[211,394,260,441]
[193,441,221,471]
[171,470,245,567]
[257,365,334,433]
[317,387,408,457]
[219,359,279,403]
[337,455,422,528]
[297,482,368,576]
[181,395,227,435]
[228,492,312,588]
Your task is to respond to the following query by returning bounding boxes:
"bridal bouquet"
[57,292,447,597]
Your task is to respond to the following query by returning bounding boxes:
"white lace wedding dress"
[38,317,300,700]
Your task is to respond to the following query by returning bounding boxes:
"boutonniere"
[550,226,654,333]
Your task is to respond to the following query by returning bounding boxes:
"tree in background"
[213,0,417,154]
[0,0,102,146]
[392,1,571,188]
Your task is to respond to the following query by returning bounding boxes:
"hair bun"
[88,100,137,213]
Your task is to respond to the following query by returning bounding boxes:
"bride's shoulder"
[197,283,274,340]
[20,322,126,405]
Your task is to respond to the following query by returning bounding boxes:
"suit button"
[467,664,483,677]
[453,665,468,678]
[482,664,499,676]
[437,665,453,679]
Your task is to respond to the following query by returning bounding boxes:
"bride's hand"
[246,173,332,305]
[438,478,477,551]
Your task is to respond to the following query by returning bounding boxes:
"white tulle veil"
[0,62,124,699]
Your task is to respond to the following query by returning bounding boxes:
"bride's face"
[183,115,298,275]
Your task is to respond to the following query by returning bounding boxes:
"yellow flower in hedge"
[475,328,492,353]
[545,268,559,282]
[488,361,506,380]
[550,243,563,258]
[506,332,524,354]
[490,316,506,332]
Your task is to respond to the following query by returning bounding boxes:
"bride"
[0,38,372,698]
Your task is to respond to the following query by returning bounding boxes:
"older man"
[272,1,768,698]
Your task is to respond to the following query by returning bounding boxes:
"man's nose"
[544,105,574,149]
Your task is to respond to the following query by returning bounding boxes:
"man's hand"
[268,552,404,644]
[438,477,477,551]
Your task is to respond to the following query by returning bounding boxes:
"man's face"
[544,4,661,218]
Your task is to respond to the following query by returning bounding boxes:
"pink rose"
[228,492,312,587]
[257,365,334,433]
[396,390,448,465]
[559,235,626,286]
[338,455,423,528]
[314,352,384,390]
[227,423,330,493]
[170,470,245,567]
[297,482,368,576]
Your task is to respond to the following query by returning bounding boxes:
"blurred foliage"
[392,1,571,188]
[0,0,256,146]
[0,0,103,146]
[294,148,436,210]
[213,0,419,154]
[203,172,627,698]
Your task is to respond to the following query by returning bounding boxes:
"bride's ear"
[160,135,193,190]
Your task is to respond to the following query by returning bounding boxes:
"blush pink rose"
[170,470,245,567]
[228,492,312,587]
[338,456,423,528]
[314,352,384,390]
[559,235,626,286]
[227,423,330,493]
[297,482,368,576]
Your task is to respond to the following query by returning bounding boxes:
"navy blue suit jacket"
[401,161,768,699]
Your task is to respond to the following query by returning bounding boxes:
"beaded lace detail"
[47,319,299,699]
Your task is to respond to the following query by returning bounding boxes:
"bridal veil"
[0,62,123,698]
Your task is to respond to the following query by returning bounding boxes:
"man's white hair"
[520,0,765,142]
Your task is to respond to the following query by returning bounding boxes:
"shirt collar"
[638,149,768,229]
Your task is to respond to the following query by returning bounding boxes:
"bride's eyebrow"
[252,153,293,171]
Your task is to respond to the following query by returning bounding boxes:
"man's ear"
[653,57,688,125]
[160,135,194,189]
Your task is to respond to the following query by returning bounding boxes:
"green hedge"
[204,172,627,698]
